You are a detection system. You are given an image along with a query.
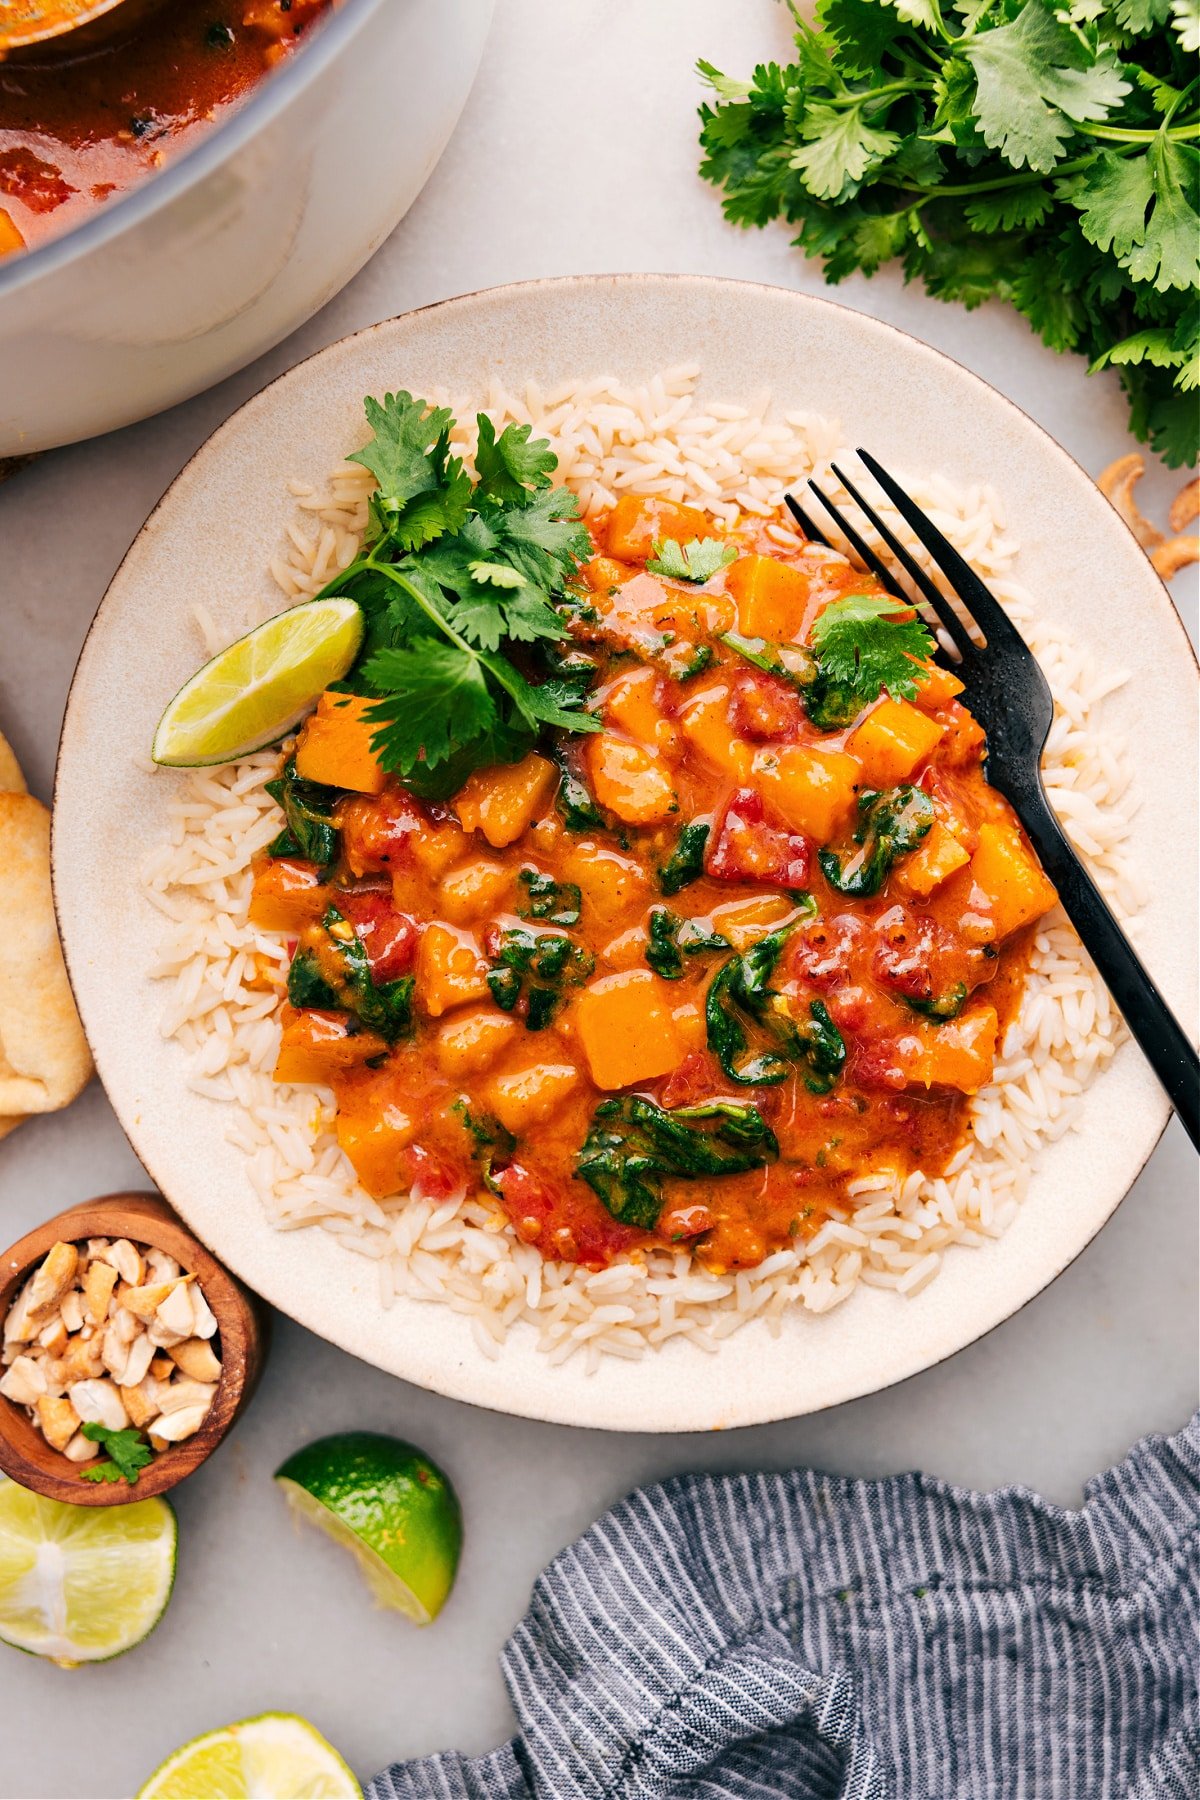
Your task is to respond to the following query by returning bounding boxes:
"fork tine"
[803,481,908,604]
[829,462,976,661]
[857,450,1023,648]
[784,493,831,547]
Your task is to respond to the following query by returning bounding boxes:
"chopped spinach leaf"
[577,1095,779,1230]
[658,820,710,896]
[707,926,844,1092]
[552,749,608,834]
[289,908,414,1042]
[904,982,969,1023]
[265,759,340,866]
[518,868,582,927]
[287,950,338,1012]
[644,907,730,980]
[818,787,935,899]
[486,926,592,1030]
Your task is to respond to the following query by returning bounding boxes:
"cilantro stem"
[1085,121,1199,143]
[363,553,480,660]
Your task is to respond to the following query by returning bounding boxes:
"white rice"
[140,369,1141,1367]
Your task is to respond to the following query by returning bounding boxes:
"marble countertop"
[1,5,1195,1796]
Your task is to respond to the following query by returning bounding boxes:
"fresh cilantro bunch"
[321,393,600,799]
[699,1,1200,466]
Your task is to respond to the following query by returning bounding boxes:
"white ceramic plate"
[54,276,1197,1433]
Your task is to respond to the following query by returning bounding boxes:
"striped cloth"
[369,1415,1200,1799]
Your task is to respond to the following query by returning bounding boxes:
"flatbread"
[0,728,26,796]
[0,790,92,1126]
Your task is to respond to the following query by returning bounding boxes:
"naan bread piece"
[0,728,26,795]
[0,791,92,1125]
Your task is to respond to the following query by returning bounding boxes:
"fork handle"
[1021,790,1199,1149]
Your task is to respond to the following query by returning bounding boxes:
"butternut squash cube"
[274,1008,388,1085]
[678,685,754,781]
[562,846,651,925]
[585,736,676,825]
[708,894,795,950]
[0,209,27,257]
[901,1006,999,1094]
[416,923,491,1017]
[892,821,971,899]
[486,1063,580,1135]
[968,822,1057,940]
[911,659,965,708]
[294,692,386,794]
[602,667,677,751]
[727,554,811,642]
[453,753,557,848]
[753,744,860,843]
[574,970,684,1090]
[848,698,944,787]
[438,858,513,926]
[605,495,711,563]
[337,1102,416,1200]
[249,857,328,933]
[411,821,470,879]
[436,1007,518,1077]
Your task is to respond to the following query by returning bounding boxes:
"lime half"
[137,1712,360,1800]
[151,598,363,768]
[0,1473,176,1667]
[275,1431,462,1625]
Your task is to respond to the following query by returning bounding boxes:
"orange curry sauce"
[250,495,1057,1274]
[0,0,336,256]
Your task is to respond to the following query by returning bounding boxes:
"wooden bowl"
[0,1193,266,1506]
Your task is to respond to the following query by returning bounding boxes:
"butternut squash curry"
[244,392,1057,1274]
[0,0,336,257]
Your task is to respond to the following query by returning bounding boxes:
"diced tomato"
[849,1040,909,1093]
[339,787,428,876]
[397,1143,463,1203]
[872,903,994,1007]
[786,913,866,990]
[491,1162,642,1268]
[337,889,420,983]
[730,671,805,742]
[706,787,811,888]
[657,1050,724,1110]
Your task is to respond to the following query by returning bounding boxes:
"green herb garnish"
[644,907,731,979]
[577,1095,779,1230]
[552,750,609,834]
[318,395,602,801]
[818,786,935,898]
[647,537,738,583]
[809,596,933,722]
[905,981,969,1022]
[658,820,710,895]
[79,1424,153,1486]
[265,759,339,866]
[706,918,842,1091]
[698,4,1200,467]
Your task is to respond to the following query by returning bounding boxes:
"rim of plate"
[53,274,1198,1433]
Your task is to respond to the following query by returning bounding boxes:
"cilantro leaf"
[646,536,738,582]
[790,101,901,200]
[959,3,1130,174]
[1070,141,1200,293]
[349,393,472,550]
[810,595,934,708]
[474,416,557,504]
[363,641,495,775]
[79,1423,153,1485]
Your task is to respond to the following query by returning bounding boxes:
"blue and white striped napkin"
[370,1415,1199,1799]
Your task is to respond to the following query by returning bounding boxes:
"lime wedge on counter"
[0,1474,176,1666]
[136,1712,360,1800]
[275,1431,462,1625]
[151,597,363,767]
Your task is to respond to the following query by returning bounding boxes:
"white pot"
[0,0,493,455]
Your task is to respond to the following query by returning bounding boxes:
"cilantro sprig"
[324,394,601,800]
[647,536,738,582]
[810,593,934,722]
[699,2,1200,466]
[79,1423,153,1486]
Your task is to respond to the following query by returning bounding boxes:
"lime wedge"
[137,1712,360,1800]
[275,1431,462,1625]
[151,598,363,768]
[0,1473,176,1667]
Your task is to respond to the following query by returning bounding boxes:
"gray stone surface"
[0,5,1195,1796]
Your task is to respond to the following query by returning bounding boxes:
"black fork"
[787,453,1199,1150]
